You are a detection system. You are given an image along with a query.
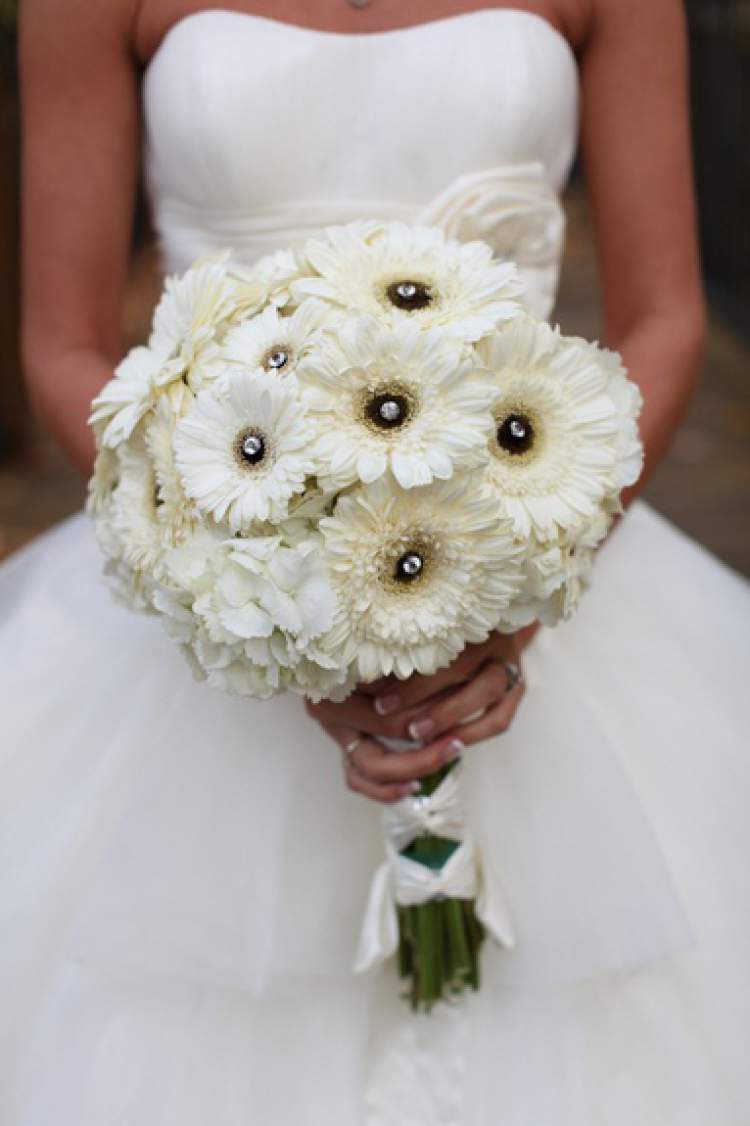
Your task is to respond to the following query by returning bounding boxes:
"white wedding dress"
[1,10,749,1124]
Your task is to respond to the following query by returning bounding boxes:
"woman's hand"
[306,630,529,804]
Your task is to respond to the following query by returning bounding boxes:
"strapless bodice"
[143,9,580,317]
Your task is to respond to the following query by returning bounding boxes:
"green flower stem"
[394,758,485,1010]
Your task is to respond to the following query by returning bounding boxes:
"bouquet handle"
[354,758,515,1008]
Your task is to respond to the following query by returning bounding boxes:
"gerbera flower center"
[366,391,411,430]
[234,428,268,468]
[495,411,536,457]
[385,280,433,311]
[263,346,291,372]
[395,551,423,582]
[379,533,437,594]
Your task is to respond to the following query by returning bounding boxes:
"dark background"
[1,2,748,572]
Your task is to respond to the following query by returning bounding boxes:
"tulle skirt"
[1,501,749,1124]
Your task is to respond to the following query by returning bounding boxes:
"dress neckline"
[146,7,576,72]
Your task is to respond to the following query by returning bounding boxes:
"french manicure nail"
[443,738,465,763]
[374,693,401,716]
[408,718,435,742]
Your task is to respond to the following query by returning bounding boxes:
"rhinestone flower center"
[366,391,410,430]
[263,346,291,372]
[234,428,268,468]
[386,280,433,311]
[395,551,423,582]
[379,533,437,594]
[496,412,535,456]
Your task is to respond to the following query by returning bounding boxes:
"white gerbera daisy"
[173,370,319,531]
[320,476,523,681]
[144,399,197,546]
[110,440,166,579]
[223,299,332,381]
[293,221,523,341]
[86,446,119,514]
[89,346,163,449]
[597,344,644,491]
[299,316,497,490]
[478,319,624,541]
[149,258,239,394]
[233,247,310,310]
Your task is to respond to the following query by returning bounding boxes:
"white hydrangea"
[152,524,345,700]
[497,511,613,631]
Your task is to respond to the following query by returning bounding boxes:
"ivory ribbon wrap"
[354,766,516,974]
[354,837,515,974]
[155,161,565,320]
[381,763,467,852]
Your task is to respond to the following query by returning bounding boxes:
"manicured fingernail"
[442,738,465,763]
[408,718,435,742]
[406,781,421,795]
[374,693,401,716]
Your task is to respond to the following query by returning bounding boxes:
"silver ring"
[343,736,363,756]
[502,659,522,693]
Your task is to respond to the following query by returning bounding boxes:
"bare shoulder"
[20,0,140,60]
[583,0,687,54]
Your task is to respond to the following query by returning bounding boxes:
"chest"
[141,8,580,211]
[135,2,589,65]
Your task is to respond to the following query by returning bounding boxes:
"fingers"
[438,675,526,748]
[331,725,465,804]
[370,650,477,715]
[405,659,524,743]
[340,740,418,804]
[307,690,437,742]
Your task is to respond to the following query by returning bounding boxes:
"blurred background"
[0,2,748,572]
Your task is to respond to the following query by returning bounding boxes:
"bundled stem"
[396,759,485,1011]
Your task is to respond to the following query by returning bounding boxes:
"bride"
[3,1,749,1122]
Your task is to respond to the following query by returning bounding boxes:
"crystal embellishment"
[497,412,534,455]
[386,280,433,310]
[264,348,289,370]
[396,552,424,582]
[366,392,410,429]
[239,433,266,465]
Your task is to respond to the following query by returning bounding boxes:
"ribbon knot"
[354,838,516,974]
[382,764,467,852]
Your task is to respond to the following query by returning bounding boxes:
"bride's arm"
[19,0,140,474]
[580,0,705,500]
[312,0,705,800]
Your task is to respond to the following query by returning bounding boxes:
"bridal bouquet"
[89,220,643,1009]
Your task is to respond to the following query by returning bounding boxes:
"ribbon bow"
[416,161,565,318]
[354,837,516,974]
[381,764,467,852]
